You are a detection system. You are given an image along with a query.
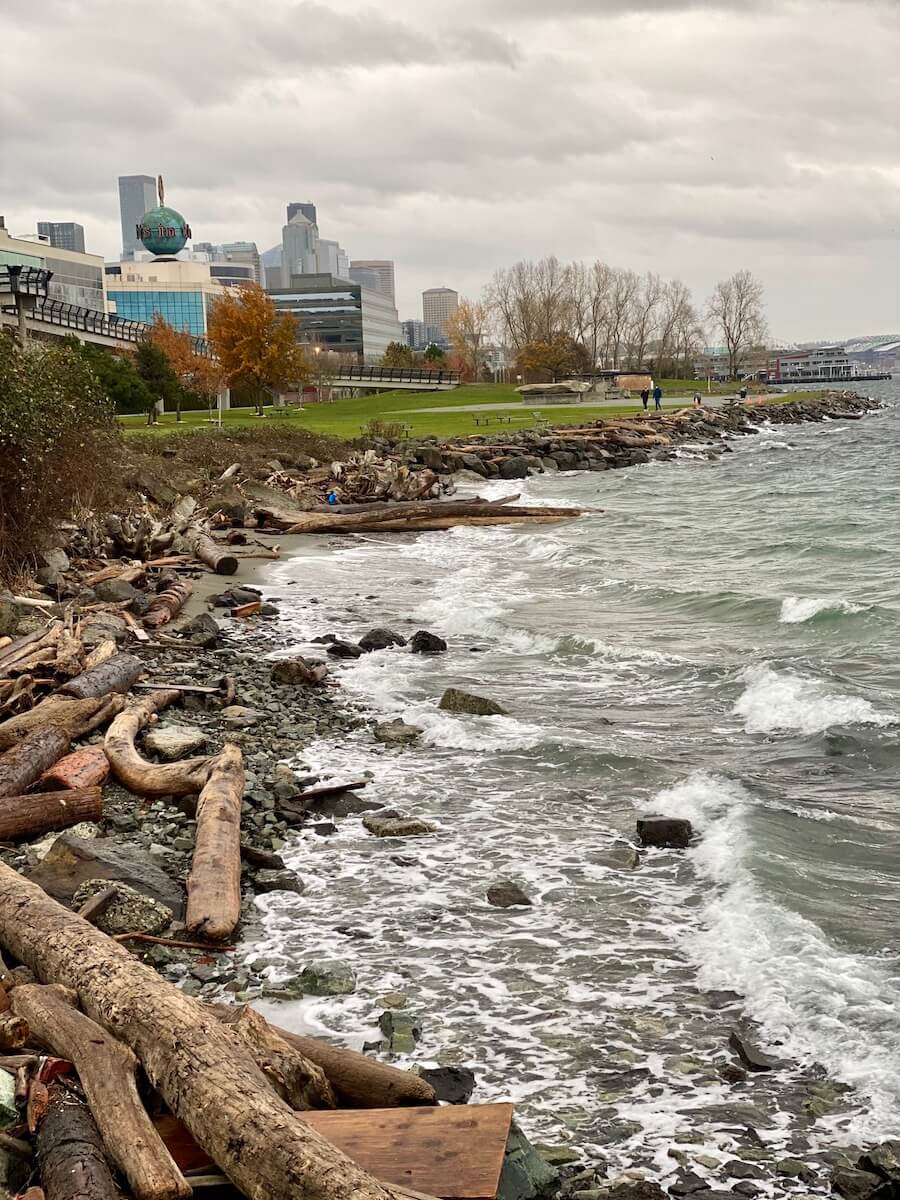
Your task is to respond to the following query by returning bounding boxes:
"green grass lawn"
[119,382,824,443]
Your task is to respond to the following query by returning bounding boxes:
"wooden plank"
[156,1103,513,1200]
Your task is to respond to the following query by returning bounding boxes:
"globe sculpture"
[137,176,192,257]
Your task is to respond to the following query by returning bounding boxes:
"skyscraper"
[36,222,85,253]
[422,287,458,341]
[281,213,319,285]
[350,260,395,305]
[194,240,262,285]
[286,202,317,226]
[118,175,157,260]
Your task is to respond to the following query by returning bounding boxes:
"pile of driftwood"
[0,616,487,1200]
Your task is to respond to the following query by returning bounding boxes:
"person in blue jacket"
[653,384,663,410]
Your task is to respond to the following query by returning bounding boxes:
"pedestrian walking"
[640,388,649,410]
[653,384,663,411]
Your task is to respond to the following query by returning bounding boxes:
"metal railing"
[333,364,461,384]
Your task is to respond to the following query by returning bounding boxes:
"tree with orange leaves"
[149,314,224,422]
[206,284,305,416]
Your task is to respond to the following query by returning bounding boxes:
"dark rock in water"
[718,1063,747,1085]
[606,1182,667,1200]
[496,1120,560,1200]
[296,959,356,996]
[704,989,743,1010]
[730,1185,762,1199]
[363,813,437,838]
[668,1171,708,1195]
[327,639,364,659]
[416,1065,476,1104]
[373,719,423,746]
[637,816,693,849]
[774,1159,816,1184]
[254,869,305,895]
[487,880,533,909]
[831,1167,885,1200]
[306,791,382,818]
[310,633,336,644]
[686,1193,738,1200]
[410,630,448,654]
[722,1161,765,1181]
[439,687,507,716]
[378,1009,421,1054]
[212,586,261,608]
[258,602,279,617]
[729,1030,787,1073]
[27,834,184,916]
[358,627,408,652]
[859,1142,900,1183]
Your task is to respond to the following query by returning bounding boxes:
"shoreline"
[0,392,893,1200]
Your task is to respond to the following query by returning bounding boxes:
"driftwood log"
[144,581,193,630]
[185,743,244,940]
[13,985,190,1200]
[0,729,70,798]
[58,654,144,701]
[37,1080,123,1200]
[283,499,586,536]
[184,530,238,576]
[104,691,217,797]
[0,1011,29,1049]
[0,695,126,752]
[208,1006,436,1109]
[0,861,421,1200]
[223,1005,336,1110]
[0,787,102,843]
[38,745,110,792]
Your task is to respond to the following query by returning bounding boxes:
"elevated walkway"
[331,365,460,391]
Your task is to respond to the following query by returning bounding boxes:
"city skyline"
[6,0,898,340]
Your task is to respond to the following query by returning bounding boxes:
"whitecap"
[734,664,891,734]
[779,596,866,624]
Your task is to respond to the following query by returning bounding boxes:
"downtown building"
[117,175,158,260]
[268,272,402,361]
[350,260,395,305]
[36,222,86,253]
[0,222,107,312]
[193,240,262,286]
[105,259,225,336]
[422,287,458,346]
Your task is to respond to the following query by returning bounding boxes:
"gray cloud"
[3,0,899,340]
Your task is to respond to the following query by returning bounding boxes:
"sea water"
[245,383,899,1167]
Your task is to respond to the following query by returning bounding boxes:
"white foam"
[734,663,891,734]
[780,596,866,624]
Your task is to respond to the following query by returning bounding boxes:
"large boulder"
[439,688,507,717]
[72,879,173,936]
[179,612,221,648]
[374,720,423,746]
[498,457,530,480]
[27,834,184,916]
[496,1121,560,1200]
[636,816,692,849]
[297,960,356,996]
[143,724,209,761]
[271,656,328,686]
[831,1168,885,1200]
[415,1065,476,1104]
[254,869,305,895]
[410,630,447,654]
[363,813,437,838]
[327,640,364,660]
[94,577,142,604]
[728,1029,787,1073]
[487,881,533,909]
[358,628,408,652]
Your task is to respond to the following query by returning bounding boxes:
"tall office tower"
[36,222,86,253]
[350,260,395,305]
[118,175,158,260]
[281,213,319,284]
[422,287,459,339]
[286,202,317,226]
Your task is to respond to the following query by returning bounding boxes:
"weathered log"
[84,564,146,588]
[348,514,573,533]
[37,1080,124,1200]
[0,729,70,798]
[104,691,217,797]
[289,779,368,805]
[0,788,102,843]
[0,1011,29,1049]
[184,530,238,576]
[208,1005,436,1109]
[143,581,193,630]
[0,629,54,672]
[222,1005,336,1110]
[282,499,584,536]
[0,1130,34,1161]
[38,745,110,793]
[84,640,119,671]
[0,695,126,753]
[59,654,144,701]
[0,861,413,1200]
[13,985,191,1200]
[185,743,244,941]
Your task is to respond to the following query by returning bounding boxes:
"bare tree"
[446,297,491,380]
[488,257,574,353]
[605,269,639,369]
[706,270,768,380]
[625,272,663,369]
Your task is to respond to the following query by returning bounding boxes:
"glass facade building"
[269,273,402,360]
[106,288,207,335]
[118,175,158,260]
[37,222,86,253]
[105,258,224,335]
[0,228,106,312]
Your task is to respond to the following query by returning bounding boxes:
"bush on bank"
[0,334,124,584]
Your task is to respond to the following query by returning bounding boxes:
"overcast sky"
[4,0,899,341]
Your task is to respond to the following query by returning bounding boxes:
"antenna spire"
[158,175,165,206]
